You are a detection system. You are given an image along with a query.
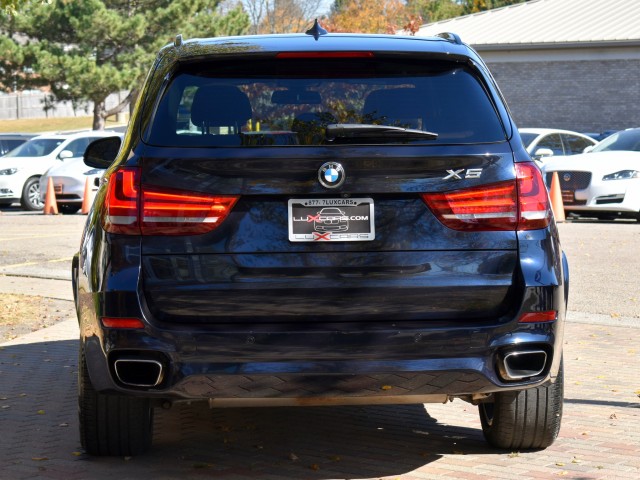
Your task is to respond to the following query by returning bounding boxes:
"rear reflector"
[102,166,239,235]
[276,51,374,59]
[422,162,551,231]
[518,311,557,323]
[101,317,145,329]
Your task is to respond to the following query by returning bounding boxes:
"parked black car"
[73,28,569,456]
[0,133,35,157]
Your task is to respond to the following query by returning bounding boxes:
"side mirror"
[58,150,74,160]
[84,136,122,169]
[534,147,554,159]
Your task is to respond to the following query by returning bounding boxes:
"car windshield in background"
[144,58,506,147]
[5,138,64,157]
[592,129,640,153]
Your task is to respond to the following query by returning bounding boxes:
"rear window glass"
[143,57,506,147]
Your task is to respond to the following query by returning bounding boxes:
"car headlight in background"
[602,170,639,181]
[0,168,18,175]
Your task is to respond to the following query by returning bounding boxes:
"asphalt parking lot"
[0,210,638,479]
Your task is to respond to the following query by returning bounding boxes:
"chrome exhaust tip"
[498,350,547,381]
[114,358,164,388]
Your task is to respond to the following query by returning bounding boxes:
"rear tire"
[79,348,153,456]
[479,360,563,450]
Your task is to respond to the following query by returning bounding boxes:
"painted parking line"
[0,258,71,269]
[0,233,74,242]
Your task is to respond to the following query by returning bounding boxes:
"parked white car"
[38,156,107,214]
[0,130,119,210]
[519,128,597,165]
[543,128,640,220]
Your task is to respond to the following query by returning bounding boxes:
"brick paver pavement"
[1,313,638,480]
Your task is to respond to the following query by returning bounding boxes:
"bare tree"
[244,0,323,34]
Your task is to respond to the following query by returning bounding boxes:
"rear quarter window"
[144,57,506,147]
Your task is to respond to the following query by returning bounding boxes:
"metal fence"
[0,91,128,121]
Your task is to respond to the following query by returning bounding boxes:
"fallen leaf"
[381,385,392,391]
[37,410,45,415]
[556,462,565,466]
[32,457,48,461]
[289,453,299,461]
[508,452,520,458]
[329,455,341,462]
[71,452,82,456]
[609,413,617,419]
[310,464,320,471]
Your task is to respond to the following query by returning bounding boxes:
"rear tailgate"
[139,143,520,324]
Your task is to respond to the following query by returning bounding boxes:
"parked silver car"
[519,128,597,165]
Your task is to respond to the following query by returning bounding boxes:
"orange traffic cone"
[549,171,565,223]
[81,177,92,214]
[43,177,58,215]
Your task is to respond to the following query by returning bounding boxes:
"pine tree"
[1,0,249,129]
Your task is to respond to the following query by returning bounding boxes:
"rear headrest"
[190,85,252,129]
[362,88,422,129]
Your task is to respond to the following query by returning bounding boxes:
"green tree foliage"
[405,0,463,24]
[462,0,526,13]
[0,0,250,129]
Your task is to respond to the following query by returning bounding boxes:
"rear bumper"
[82,312,564,402]
[77,225,567,403]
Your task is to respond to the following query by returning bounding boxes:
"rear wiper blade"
[325,123,438,141]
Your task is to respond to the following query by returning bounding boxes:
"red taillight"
[101,317,145,329]
[515,162,552,230]
[142,187,238,235]
[102,167,239,236]
[103,167,141,235]
[422,162,551,231]
[518,311,557,323]
[276,51,374,59]
[422,182,518,231]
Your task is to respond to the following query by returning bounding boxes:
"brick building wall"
[487,59,640,133]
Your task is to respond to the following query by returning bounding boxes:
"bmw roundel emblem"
[563,173,571,182]
[318,162,345,189]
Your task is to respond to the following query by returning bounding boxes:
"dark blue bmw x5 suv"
[73,28,569,456]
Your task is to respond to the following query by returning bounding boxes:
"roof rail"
[435,32,462,45]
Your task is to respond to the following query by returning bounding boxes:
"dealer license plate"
[288,198,375,242]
